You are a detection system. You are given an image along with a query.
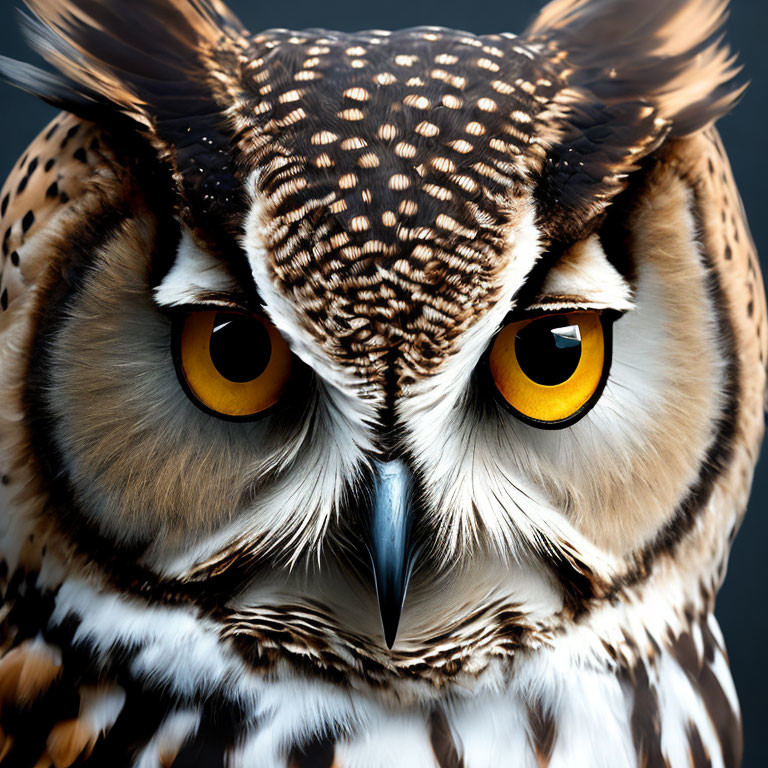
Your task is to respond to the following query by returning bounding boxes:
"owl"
[0,0,764,765]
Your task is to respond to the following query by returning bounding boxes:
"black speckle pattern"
[44,158,55,172]
[21,211,35,235]
[46,182,59,199]
[60,124,80,149]
[10,251,19,267]
[228,27,561,380]
[1,289,7,311]
[0,194,8,217]
[73,148,87,163]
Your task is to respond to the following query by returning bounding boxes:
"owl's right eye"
[173,310,292,419]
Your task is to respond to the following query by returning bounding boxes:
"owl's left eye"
[173,310,292,419]
[488,310,613,428]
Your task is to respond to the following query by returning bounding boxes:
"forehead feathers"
[236,28,562,386]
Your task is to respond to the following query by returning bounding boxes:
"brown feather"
[527,701,556,768]
[0,727,12,762]
[0,641,62,709]
[46,719,97,768]
[429,709,464,768]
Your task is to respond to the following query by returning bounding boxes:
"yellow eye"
[488,311,610,427]
[175,310,292,419]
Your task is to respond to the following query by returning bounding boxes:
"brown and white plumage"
[0,0,764,765]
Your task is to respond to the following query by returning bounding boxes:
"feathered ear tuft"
[1,0,252,251]
[527,0,743,135]
[8,0,247,128]
[524,0,745,242]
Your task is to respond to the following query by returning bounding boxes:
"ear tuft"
[527,0,743,135]
[525,0,745,242]
[2,0,252,253]
[18,0,247,127]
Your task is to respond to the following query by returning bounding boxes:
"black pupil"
[515,316,583,386]
[209,313,271,383]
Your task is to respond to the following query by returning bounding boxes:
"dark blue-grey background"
[0,0,765,764]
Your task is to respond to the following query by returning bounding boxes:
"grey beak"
[369,459,414,649]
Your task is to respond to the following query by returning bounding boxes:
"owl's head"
[0,0,764,662]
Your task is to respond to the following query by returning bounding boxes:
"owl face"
[1,0,763,661]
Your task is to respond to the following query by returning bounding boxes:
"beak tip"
[381,602,402,649]
[373,574,406,649]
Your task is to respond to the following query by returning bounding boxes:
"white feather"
[153,228,239,307]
